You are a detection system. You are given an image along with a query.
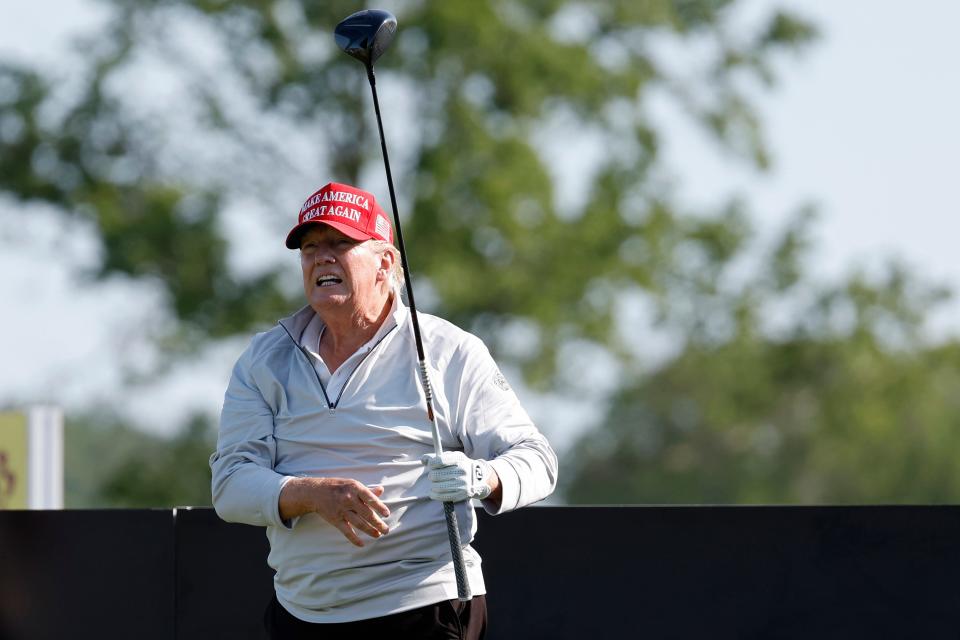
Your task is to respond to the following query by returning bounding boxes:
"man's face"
[299,224,388,314]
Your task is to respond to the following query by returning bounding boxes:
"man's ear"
[378,247,396,281]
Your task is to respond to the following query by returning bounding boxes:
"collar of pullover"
[278,295,408,348]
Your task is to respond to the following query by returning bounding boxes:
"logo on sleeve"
[493,370,511,392]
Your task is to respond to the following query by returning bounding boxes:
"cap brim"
[285,220,374,249]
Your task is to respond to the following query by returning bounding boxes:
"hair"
[370,240,405,293]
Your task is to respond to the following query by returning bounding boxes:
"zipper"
[279,320,399,410]
[331,325,398,407]
[278,321,332,408]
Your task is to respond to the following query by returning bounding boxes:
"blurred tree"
[564,212,960,503]
[65,412,215,507]
[0,0,816,379]
[15,1,960,507]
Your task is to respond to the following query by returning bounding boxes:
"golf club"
[334,8,472,602]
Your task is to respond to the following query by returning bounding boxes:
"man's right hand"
[279,477,391,547]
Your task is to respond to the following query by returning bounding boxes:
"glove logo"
[475,465,484,482]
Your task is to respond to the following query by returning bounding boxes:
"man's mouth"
[316,275,343,287]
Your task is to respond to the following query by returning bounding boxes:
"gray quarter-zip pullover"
[210,300,557,623]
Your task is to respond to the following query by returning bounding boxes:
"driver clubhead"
[334,9,397,67]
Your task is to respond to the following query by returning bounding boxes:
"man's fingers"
[314,478,391,541]
[357,486,391,518]
[354,502,390,534]
[335,519,364,547]
[343,510,385,540]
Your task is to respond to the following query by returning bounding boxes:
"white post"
[28,406,64,509]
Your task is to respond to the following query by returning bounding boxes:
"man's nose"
[313,243,335,262]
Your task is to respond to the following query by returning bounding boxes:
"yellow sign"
[0,412,28,509]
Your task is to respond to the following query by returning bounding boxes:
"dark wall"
[2,506,959,639]
[0,509,174,640]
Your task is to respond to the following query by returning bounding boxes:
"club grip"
[418,361,434,406]
[443,500,472,601]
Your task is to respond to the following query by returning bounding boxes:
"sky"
[2,1,960,451]
[666,1,960,319]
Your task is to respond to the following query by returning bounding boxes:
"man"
[210,182,558,639]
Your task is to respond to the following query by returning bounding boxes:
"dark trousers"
[264,592,487,640]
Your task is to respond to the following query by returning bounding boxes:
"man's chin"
[310,290,350,308]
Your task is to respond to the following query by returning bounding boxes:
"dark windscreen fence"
[174,507,272,639]
[1,506,959,639]
[473,506,960,639]
[0,509,175,640]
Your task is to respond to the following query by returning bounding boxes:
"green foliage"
[65,413,215,508]
[29,2,960,508]
[564,213,960,504]
[0,0,817,382]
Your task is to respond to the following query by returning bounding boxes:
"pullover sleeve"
[449,336,558,515]
[210,345,293,529]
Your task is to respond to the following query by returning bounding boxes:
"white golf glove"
[421,451,493,502]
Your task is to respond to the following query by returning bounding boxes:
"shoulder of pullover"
[416,312,489,369]
[237,324,298,369]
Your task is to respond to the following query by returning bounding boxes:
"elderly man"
[210,182,558,639]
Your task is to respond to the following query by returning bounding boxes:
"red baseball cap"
[285,182,393,249]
